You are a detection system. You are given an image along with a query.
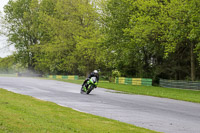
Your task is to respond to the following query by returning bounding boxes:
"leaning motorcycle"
[80,77,98,94]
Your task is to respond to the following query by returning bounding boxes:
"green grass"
[0,88,156,133]
[0,74,17,77]
[99,82,200,103]
[52,79,200,103]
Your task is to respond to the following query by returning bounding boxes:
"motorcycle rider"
[82,70,99,89]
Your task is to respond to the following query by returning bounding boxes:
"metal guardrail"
[115,77,152,86]
[47,75,79,80]
[160,79,200,90]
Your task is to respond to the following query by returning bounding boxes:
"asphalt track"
[0,77,200,133]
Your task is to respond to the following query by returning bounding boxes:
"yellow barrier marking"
[68,76,74,80]
[118,77,125,84]
[132,78,142,85]
[56,75,62,79]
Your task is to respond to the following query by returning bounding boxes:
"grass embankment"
[0,88,155,133]
[54,79,200,103]
[0,74,17,77]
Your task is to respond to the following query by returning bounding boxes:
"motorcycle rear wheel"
[80,86,86,94]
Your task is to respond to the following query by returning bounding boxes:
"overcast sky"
[0,0,9,13]
[0,0,14,58]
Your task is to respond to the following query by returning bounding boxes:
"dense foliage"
[101,0,200,82]
[3,0,104,76]
[1,0,200,82]
[0,56,16,73]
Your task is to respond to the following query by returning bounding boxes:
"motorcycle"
[80,77,98,94]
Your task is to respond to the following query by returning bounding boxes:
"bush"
[112,70,121,78]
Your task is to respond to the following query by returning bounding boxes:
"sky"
[0,0,15,58]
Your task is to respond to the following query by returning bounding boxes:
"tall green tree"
[4,0,103,75]
[123,0,166,78]
[0,56,16,73]
[71,0,104,76]
[4,0,40,71]
[101,0,165,78]
[32,0,103,75]
[161,0,200,81]
[100,0,137,77]
[101,0,200,81]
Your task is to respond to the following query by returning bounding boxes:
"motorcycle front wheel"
[86,85,94,94]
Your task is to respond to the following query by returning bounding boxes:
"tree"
[4,0,40,71]
[32,0,103,75]
[101,0,165,78]
[123,0,166,78]
[4,0,103,76]
[0,56,16,73]
[100,0,137,77]
[101,0,200,81]
[161,0,200,81]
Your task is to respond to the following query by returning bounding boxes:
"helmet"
[93,70,98,74]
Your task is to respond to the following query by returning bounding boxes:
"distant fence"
[160,79,200,90]
[46,75,79,80]
[115,77,152,86]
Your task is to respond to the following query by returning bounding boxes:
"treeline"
[0,56,15,73]
[1,0,200,82]
[0,56,25,74]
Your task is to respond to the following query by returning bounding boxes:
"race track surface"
[0,77,200,133]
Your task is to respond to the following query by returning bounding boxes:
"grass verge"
[52,79,200,103]
[0,88,156,133]
[0,74,17,77]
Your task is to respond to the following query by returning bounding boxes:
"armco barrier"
[115,77,152,86]
[47,75,79,80]
[132,78,142,85]
[160,79,200,90]
[142,78,153,86]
